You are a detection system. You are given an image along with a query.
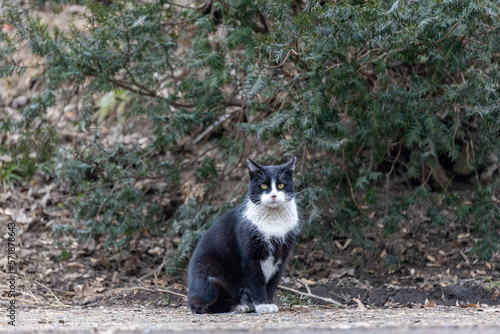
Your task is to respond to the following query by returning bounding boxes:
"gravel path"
[2,305,500,334]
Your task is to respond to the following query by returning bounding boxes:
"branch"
[342,147,364,212]
[431,21,461,45]
[34,281,70,308]
[82,63,242,110]
[56,142,107,182]
[106,287,187,300]
[385,143,402,216]
[267,33,320,69]
[0,296,72,308]
[278,285,344,308]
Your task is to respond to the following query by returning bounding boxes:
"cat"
[187,157,299,314]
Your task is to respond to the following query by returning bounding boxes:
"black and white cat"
[187,157,299,314]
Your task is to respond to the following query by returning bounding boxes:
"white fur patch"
[260,256,282,283]
[231,303,252,313]
[243,198,298,240]
[259,179,286,208]
[255,304,279,313]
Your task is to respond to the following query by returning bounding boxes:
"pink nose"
[271,195,277,200]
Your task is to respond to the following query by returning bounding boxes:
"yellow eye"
[278,184,285,189]
[261,184,268,190]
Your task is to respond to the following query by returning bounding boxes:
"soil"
[2,180,499,313]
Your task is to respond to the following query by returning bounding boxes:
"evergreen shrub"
[1,0,498,265]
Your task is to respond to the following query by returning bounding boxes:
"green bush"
[1,0,498,265]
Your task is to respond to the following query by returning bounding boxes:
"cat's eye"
[261,184,268,190]
[277,184,285,189]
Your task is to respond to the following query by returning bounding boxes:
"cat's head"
[247,157,296,208]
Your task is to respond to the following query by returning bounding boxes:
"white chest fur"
[260,256,282,283]
[243,199,299,240]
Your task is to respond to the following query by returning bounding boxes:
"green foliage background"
[1,0,499,266]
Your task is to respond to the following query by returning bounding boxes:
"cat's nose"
[271,194,277,200]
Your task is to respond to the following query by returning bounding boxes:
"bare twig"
[342,147,364,212]
[325,62,343,72]
[34,281,71,307]
[0,296,72,308]
[192,107,240,145]
[452,107,460,152]
[137,258,168,281]
[432,21,461,45]
[81,68,241,109]
[352,298,367,310]
[459,250,470,265]
[24,283,43,303]
[50,182,110,200]
[267,33,320,69]
[278,285,344,308]
[56,142,107,182]
[298,279,312,294]
[106,287,187,300]
[0,283,42,303]
[421,164,434,187]
[385,144,402,215]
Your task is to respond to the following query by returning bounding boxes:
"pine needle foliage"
[1,0,499,265]
[248,0,500,258]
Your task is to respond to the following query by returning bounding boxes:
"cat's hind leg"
[188,277,235,314]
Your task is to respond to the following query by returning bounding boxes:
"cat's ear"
[247,159,264,177]
[283,157,296,176]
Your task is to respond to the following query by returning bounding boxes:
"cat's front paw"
[255,304,279,313]
[231,303,252,313]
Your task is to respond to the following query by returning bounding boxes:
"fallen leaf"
[82,282,96,296]
[112,271,121,284]
[328,268,355,279]
[492,289,499,302]
[424,299,436,308]
[459,302,482,309]
[181,182,206,204]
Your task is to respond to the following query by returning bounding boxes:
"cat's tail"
[188,277,234,314]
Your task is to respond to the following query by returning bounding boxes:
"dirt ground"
[1,305,500,334]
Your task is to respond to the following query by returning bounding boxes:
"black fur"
[187,157,298,314]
